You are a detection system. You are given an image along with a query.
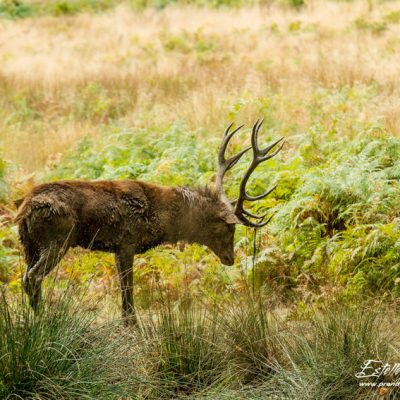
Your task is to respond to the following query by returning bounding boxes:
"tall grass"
[0,288,131,399]
[137,303,228,397]
[2,1,400,172]
[0,287,398,399]
[269,304,395,399]
[219,300,398,399]
[219,296,285,384]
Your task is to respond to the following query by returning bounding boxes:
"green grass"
[270,303,394,399]
[0,0,300,19]
[0,288,132,399]
[219,296,285,384]
[137,303,228,397]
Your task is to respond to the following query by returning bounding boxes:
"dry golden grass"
[1,0,400,172]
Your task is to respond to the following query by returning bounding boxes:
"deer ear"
[222,212,241,225]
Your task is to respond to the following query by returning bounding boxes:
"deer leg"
[115,248,136,327]
[21,240,41,310]
[23,266,42,311]
[23,242,68,311]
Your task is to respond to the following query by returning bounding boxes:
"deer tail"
[13,197,31,224]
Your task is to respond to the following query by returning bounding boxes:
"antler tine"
[219,124,243,162]
[244,184,277,202]
[254,212,275,228]
[228,146,252,169]
[238,211,275,228]
[260,138,285,161]
[223,122,235,136]
[219,125,245,161]
[242,208,268,220]
[251,119,263,154]
[216,123,250,198]
[223,122,244,139]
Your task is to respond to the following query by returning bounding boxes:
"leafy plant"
[384,10,400,24]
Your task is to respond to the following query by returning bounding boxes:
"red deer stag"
[15,120,283,325]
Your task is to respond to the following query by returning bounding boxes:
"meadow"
[0,0,400,398]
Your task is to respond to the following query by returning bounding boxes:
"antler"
[216,119,284,228]
[234,119,284,227]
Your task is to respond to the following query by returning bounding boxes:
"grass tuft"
[137,302,228,397]
[0,288,130,399]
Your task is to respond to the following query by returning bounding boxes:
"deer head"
[206,119,284,265]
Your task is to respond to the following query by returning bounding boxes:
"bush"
[354,18,387,34]
[49,124,215,187]
[0,0,117,19]
[0,225,19,284]
[268,131,400,298]
[0,158,7,202]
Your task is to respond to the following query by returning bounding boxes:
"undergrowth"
[38,120,400,301]
[0,288,132,399]
[1,289,397,399]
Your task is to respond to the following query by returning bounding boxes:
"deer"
[14,120,283,326]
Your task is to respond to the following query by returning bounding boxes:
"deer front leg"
[115,248,136,327]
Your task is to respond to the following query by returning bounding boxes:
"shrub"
[49,123,217,186]
[279,0,304,9]
[0,0,118,18]
[0,225,19,285]
[0,158,7,202]
[354,18,387,34]
[384,10,400,24]
[269,131,400,297]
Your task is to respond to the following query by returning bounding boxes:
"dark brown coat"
[16,180,239,324]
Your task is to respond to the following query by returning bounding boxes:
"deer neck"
[160,187,203,245]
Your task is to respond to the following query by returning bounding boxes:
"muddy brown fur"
[15,180,240,325]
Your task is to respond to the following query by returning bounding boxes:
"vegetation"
[0,288,397,399]
[0,288,132,399]
[0,0,399,398]
[0,0,304,18]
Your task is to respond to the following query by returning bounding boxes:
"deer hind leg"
[115,248,136,327]
[23,241,69,311]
